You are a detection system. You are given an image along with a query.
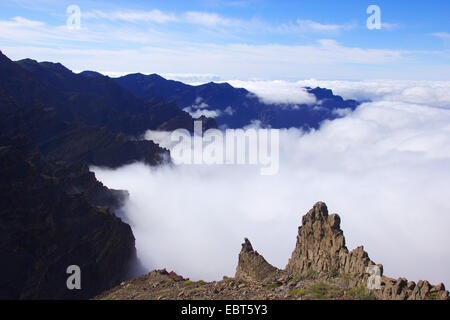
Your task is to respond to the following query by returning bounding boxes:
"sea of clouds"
[93,79,450,287]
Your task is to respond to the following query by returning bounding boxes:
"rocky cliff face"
[0,136,136,299]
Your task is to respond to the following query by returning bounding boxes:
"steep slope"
[115,73,360,129]
[0,136,136,299]
[96,202,449,300]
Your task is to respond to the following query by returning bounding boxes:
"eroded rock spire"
[234,202,449,300]
[235,238,280,282]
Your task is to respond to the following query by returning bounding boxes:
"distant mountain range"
[115,73,360,130]
[0,50,361,299]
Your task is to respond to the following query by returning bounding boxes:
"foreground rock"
[95,269,363,300]
[97,202,449,300]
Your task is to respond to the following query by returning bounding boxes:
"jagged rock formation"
[235,238,280,282]
[375,278,448,300]
[236,202,449,300]
[286,202,373,284]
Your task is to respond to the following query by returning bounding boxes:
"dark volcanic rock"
[0,136,136,299]
[51,161,128,209]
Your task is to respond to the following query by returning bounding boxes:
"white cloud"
[144,131,178,150]
[221,79,450,109]
[294,79,450,109]
[183,11,241,27]
[183,107,222,118]
[298,19,345,31]
[332,108,353,117]
[9,16,44,28]
[93,80,450,287]
[219,79,450,109]
[83,9,178,23]
[225,80,317,105]
[275,19,355,34]
[224,106,234,115]
[83,9,240,27]
[161,72,222,83]
[0,16,112,44]
[182,98,223,118]
[82,8,352,34]
[432,32,450,41]
[381,22,400,30]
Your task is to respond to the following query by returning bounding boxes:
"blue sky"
[0,0,449,80]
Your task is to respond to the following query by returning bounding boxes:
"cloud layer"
[93,80,450,287]
[226,79,450,108]
[225,80,317,105]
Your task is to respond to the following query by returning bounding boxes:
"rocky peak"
[234,202,449,300]
[242,238,254,252]
[286,201,350,279]
[235,238,280,282]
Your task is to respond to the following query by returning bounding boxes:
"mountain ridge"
[115,73,360,129]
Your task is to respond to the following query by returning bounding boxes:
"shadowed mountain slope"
[0,136,136,299]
